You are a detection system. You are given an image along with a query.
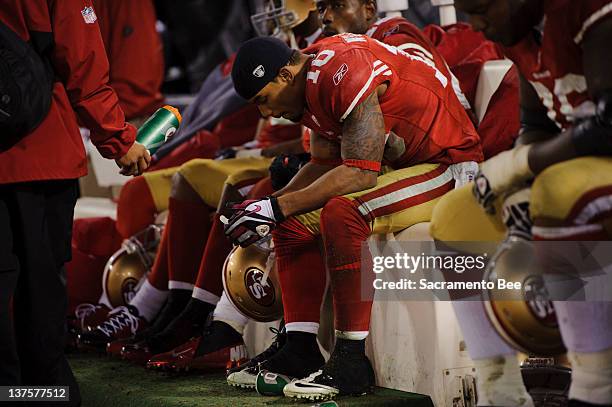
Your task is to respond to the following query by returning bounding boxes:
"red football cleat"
[77,305,147,351]
[74,303,111,332]
[146,336,248,372]
[121,341,155,365]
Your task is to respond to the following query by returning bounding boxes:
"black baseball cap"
[231,37,294,100]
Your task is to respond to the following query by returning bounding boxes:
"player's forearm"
[277,165,377,217]
[273,162,335,197]
[527,130,578,175]
[262,139,305,158]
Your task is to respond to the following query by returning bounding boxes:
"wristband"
[268,196,286,222]
[343,159,382,172]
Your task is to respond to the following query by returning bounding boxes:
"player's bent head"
[454,0,544,47]
[232,37,309,123]
[317,0,377,37]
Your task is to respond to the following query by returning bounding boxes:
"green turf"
[68,353,433,407]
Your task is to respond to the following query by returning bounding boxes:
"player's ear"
[277,66,294,84]
[364,0,377,21]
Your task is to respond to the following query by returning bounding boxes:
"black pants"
[0,180,81,406]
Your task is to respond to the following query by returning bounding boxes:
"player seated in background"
[315,0,519,159]
[430,0,612,406]
[224,27,482,399]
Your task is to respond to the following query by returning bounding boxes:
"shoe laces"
[97,306,140,337]
[301,369,323,383]
[75,303,99,321]
[253,327,286,364]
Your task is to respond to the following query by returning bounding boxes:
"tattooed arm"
[276,87,386,217]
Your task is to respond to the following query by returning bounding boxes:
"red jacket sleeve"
[48,0,136,159]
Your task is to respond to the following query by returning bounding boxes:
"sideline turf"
[68,353,434,407]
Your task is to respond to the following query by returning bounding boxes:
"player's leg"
[79,216,170,351]
[430,184,535,406]
[116,166,178,239]
[145,176,276,370]
[131,163,271,363]
[530,157,612,406]
[70,167,176,335]
[280,164,455,400]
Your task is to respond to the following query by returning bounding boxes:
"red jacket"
[94,0,164,120]
[0,0,136,184]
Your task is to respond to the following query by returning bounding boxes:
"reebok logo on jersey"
[253,65,265,78]
[333,63,349,86]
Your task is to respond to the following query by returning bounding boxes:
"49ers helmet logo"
[121,277,139,305]
[244,267,275,306]
[524,275,558,327]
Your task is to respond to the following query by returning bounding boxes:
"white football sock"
[129,278,168,322]
[213,291,248,335]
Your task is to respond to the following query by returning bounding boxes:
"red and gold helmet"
[102,225,162,308]
[483,237,565,356]
[222,244,283,322]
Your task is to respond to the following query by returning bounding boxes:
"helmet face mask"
[251,0,315,37]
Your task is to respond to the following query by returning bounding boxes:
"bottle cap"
[162,105,182,123]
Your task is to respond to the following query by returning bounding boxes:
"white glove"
[473,144,534,214]
[223,197,285,247]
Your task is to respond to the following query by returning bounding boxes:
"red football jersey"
[367,16,472,113]
[503,0,612,130]
[301,34,482,168]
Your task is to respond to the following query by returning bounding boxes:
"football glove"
[223,197,285,247]
[501,187,532,240]
[473,144,534,214]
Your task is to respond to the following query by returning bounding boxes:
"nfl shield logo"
[81,6,97,24]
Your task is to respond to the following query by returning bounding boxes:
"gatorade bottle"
[136,105,182,155]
